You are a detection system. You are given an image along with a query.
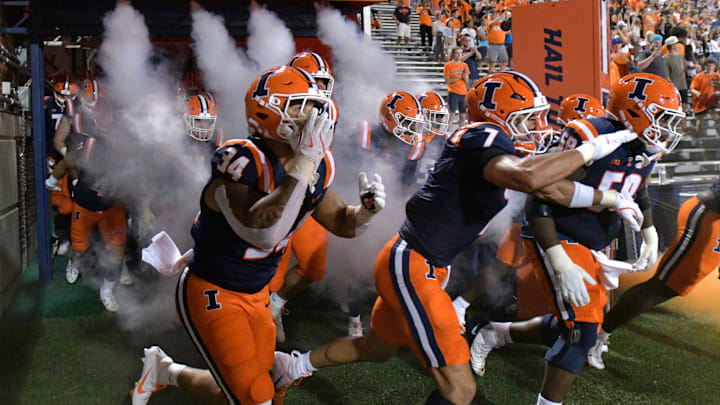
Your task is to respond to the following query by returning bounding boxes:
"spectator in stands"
[417,0,433,48]
[393,1,412,45]
[460,19,477,41]
[708,30,720,62]
[665,36,689,108]
[486,9,509,72]
[447,8,463,46]
[371,8,381,30]
[638,34,669,79]
[476,14,489,60]
[433,13,451,62]
[690,58,720,133]
[502,12,513,70]
[460,34,482,87]
[610,37,633,84]
[444,47,469,129]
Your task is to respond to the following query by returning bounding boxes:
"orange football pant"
[70,202,127,254]
[371,234,469,368]
[268,217,328,292]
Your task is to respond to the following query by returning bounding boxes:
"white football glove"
[355,172,386,226]
[577,130,638,164]
[633,225,658,272]
[608,192,644,232]
[45,175,62,191]
[288,108,334,168]
[546,245,597,307]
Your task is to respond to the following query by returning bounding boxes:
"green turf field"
[2,255,720,405]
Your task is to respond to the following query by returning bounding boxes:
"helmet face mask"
[276,94,330,139]
[392,111,425,144]
[506,104,553,155]
[641,102,684,154]
[424,108,450,136]
[185,114,216,141]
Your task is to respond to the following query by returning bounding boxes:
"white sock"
[492,322,513,346]
[101,279,115,292]
[349,315,361,323]
[271,292,288,309]
[453,296,471,311]
[537,393,562,405]
[167,363,186,386]
[300,351,317,373]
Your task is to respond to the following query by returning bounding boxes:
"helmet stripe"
[310,52,325,69]
[508,71,542,97]
[197,94,208,113]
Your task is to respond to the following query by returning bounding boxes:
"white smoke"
[247,5,296,71]
[82,2,210,335]
[190,6,256,140]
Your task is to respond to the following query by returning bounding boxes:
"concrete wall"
[0,112,33,318]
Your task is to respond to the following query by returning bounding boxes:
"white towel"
[141,231,193,276]
[591,250,635,290]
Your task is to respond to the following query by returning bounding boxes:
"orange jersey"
[417,6,432,26]
[487,20,506,44]
[371,234,469,368]
[691,72,720,114]
[444,60,469,95]
[654,197,720,296]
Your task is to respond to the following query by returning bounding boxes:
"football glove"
[288,108,334,168]
[45,175,61,191]
[608,192,644,232]
[633,225,658,272]
[577,129,637,164]
[355,172,386,226]
[546,244,597,307]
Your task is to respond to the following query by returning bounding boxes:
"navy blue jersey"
[399,122,516,267]
[44,96,75,162]
[71,135,117,212]
[530,118,654,250]
[189,136,336,294]
[358,121,426,191]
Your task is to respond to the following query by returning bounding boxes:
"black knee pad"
[540,313,560,347]
[544,321,598,374]
[54,214,71,239]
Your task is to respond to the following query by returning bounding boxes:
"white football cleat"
[120,264,134,286]
[588,330,610,370]
[272,351,311,405]
[66,259,80,284]
[131,346,171,405]
[271,302,287,343]
[100,285,119,312]
[348,316,363,337]
[470,324,501,376]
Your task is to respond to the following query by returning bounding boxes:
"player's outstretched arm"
[312,172,386,238]
[632,183,659,271]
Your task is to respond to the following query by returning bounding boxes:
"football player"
[417,90,450,143]
[273,72,641,405]
[556,93,606,127]
[46,72,79,259]
[358,91,428,192]
[469,73,684,405]
[130,66,385,405]
[587,189,720,370]
[46,80,128,312]
[268,52,340,342]
[453,92,607,328]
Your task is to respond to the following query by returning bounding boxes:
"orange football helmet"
[185,93,217,141]
[245,66,330,141]
[467,72,553,155]
[417,91,449,138]
[52,72,80,105]
[557,93,606,125]
[379,91,425,145]
[79,78,103,109]
[607,73,684,154]
[289,51,334,98]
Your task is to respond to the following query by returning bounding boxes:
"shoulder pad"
[212,140,270,191]
[448,122,514,154]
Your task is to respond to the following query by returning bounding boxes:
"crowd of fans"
[379,0,720,134]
